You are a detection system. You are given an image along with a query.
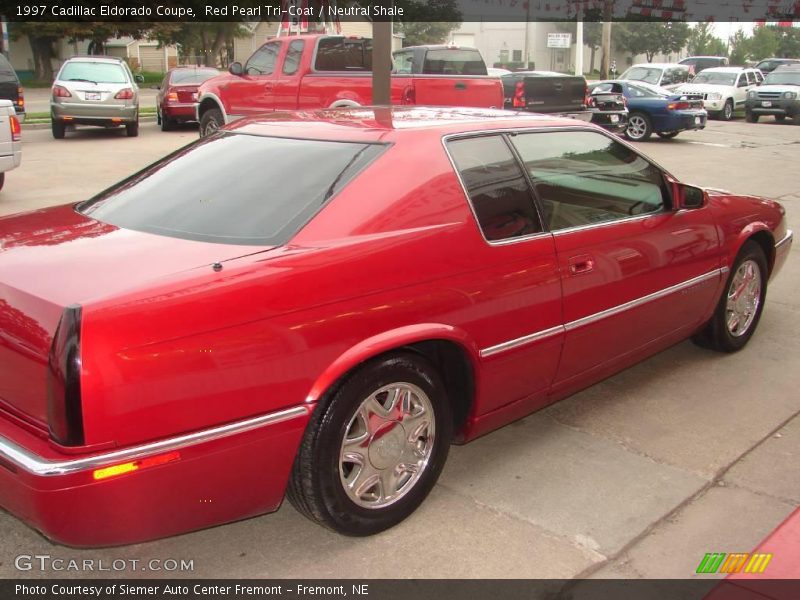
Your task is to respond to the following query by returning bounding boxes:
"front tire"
[746,111,759,123]
[692,241,768,352]
[199,108,223,137]
[288,352,452,536]
[721,99,734,121]
[625,112,653,141]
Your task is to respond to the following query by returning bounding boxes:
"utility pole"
[372,18,392,105]
[600,0,614,79]
[523,0,531,69]
[575,20,584,75]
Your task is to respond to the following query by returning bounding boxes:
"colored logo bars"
[696,552,773,574]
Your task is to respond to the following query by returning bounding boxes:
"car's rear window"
[59,62,127,84]
[315,38,372,71]
[0,55,17,83]
[422,49,487,75]
[170,68,219,85]
[78,133,386,246]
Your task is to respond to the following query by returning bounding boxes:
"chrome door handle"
[568,256,595,275]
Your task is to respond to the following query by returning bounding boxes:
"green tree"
[728,30,750,65]
[397,22,458,46]
[687,22,717,55]
[613,21,688,63]
[659,21,691,56]
[745,26,779,61]
[150,22,250,67]
[772,25,800,58]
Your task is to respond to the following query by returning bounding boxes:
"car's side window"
[447,135,542,242]
[282,40,304,75]
[737,74,748,88]
[246,42,280,76]
[745,71,755,85]
[509,130,668,231]
[393,50,414,74]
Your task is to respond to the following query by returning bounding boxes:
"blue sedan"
[588,80,708,141]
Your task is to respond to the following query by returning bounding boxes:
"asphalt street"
[0,116,798,580]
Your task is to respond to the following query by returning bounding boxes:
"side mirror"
[134,74,145,84]
[229,62,244,76]
[674,183,705,209]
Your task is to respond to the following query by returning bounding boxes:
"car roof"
[758,58,800,62]
[628,63,686,68]
[697,66,751,73]
[773,64,800,72]
[681,56,726,60]
[61,55,126,64]
[228,106,590,143]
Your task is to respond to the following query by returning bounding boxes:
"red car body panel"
[196,35,504,126]
[157,67,220,122]
[0,108,792,546]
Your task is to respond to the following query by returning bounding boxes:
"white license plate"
[610,115,619,123]
[85,92,101,101]
[762,101,772,107]
[695,116,702,124]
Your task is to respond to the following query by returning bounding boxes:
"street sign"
[547,33,572,49]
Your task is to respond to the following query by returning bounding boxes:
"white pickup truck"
[0,99,21,191]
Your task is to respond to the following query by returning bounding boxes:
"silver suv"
[51,56,144,139]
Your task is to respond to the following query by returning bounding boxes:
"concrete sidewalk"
[0,119,797,580]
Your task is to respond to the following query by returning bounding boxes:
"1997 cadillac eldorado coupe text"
[0,107,792,546]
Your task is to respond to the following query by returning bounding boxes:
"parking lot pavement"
[0,118,798,579]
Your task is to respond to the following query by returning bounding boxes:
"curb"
[22,115,158,130]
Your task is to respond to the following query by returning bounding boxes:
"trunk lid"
[503,73,587,113]
[173,84,200,103]
[0,204,272,426]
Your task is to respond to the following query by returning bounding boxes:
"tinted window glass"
[246,42,280,75]
[59,61,127,84]
[315,38,372,71]
[422,49,487,75]
[448,136,541,242]
[170,68,219,85]
[283,40,305,75]
[79,134,385,246]
[0,54,18,83]
[509,131,668,231]
[692,71,736,86]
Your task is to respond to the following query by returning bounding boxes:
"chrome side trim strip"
[0,406,309,477]
[480,325,564,358]
[479,268,724,357]
[565,269,723,331]
[775,229,793,249]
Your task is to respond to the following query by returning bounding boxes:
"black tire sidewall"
[712,242,768,351]
[200,109,223,137]
[723,100,733,120]
[309,353,452,535]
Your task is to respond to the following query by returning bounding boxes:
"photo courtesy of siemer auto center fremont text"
[0,0,798,598]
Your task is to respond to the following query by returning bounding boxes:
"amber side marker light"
[92,451,181,481]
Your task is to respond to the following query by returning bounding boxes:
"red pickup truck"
[196,35,504,136]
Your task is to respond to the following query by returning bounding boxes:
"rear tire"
[0,172,5,192]
[199,108,223,137]
[692,241,768,353]
[746,111,759,123]
[160,112,175,131]
[287,352,452,536]
[126,120,139,137]
[656,131,679,139]
[625,112,653,141]
[52,119,65,139]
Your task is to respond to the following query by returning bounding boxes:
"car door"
[272,38,305,110]
[508,129,723,390]
[228,40,282,117]
[733,72,752,109]
[446,134,563,414]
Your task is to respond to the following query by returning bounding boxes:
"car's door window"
[282,40,304,75]
[509,130,668,231]
[447,135,542,242]
[393,50,414,74]
[745,71,755,85]
[755,70,764,83]
[246,42,280,75]
[736,74,748,88]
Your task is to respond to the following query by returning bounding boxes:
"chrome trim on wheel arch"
[0,406,309,477]
[480,268,725,357]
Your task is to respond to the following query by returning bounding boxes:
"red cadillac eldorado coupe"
[0,107,792,546]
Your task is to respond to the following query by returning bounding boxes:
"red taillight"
[52,85,71,98]
[513,81,526,108]
[584,85,590,108]
[166,91,178,102]
[667,101,690,110]
[115,88,134,100]
[17,86,24,108]
[9,115,21,141]
[46,305,84,446]
[401,85,416,105]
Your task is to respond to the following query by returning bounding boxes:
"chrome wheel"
[202,117,219,136]
[726,259,761,337]
[627,115,648,140]
[339,382,435,509]
[723,100,733,121]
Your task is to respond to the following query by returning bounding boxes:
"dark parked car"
[587,87,628,133]
[501,71,592,121]
[156,67,220,131]
[754,58,800,74]
[0,54,24,123]
[746,65,800,123]
[679,56,729,76]
[588,80,707,141]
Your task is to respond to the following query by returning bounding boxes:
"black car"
[679,56,729,76]
[754,58,800,74]
[0,54,24,122]
[587,88,628,133]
